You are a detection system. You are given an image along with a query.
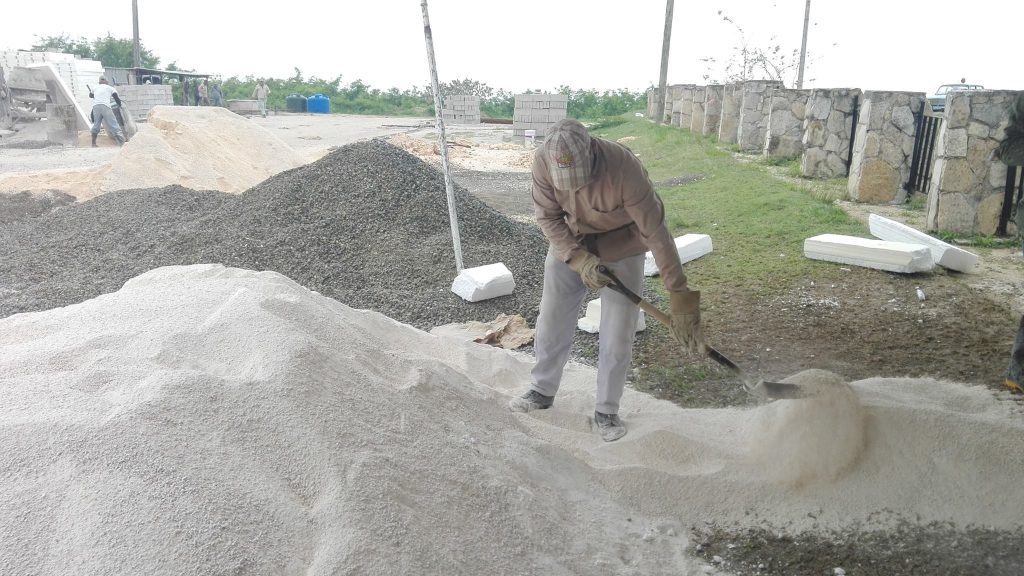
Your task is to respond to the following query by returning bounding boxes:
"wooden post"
[655,0,674,124]
[421,0,464,273]
[132,0,142,69]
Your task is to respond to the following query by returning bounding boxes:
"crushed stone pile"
[3,264,1023,575]
[0,139,548,329]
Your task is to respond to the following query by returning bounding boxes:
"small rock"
[666,528,677,537]
[834,569,846,576]
[916,287,926,301]
[712,555,724,564]
[726,543,737,549]
[642,531,656,542]
[840,267,851,272]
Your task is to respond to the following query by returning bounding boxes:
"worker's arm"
[112,91,122,107]
[532,155,582,262]
[620,159,687,293]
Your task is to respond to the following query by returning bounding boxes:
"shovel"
[596,265,806,400]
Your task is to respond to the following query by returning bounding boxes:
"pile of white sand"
[2,265,1022,575]
[0,107,307,201]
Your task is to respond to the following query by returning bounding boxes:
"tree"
[92,34,160,68]
[31,35,94,59]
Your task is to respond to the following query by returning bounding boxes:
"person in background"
[210,81,223,107]
[88,77,125,147]
[181,78,190,105]
[508,119,705,442]
[252,79,270,118]
[198,79,209,106]
[192,79,201,106]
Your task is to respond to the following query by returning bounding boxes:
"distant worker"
[252,79,270,118]
[88,77,126,147]
[210,82,223,107]
[507,119,705,442]
[192,80,201,106]
[198,79,209,106]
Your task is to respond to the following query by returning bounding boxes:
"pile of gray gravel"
[0,139,549,329]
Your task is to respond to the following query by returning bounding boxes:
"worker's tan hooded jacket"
[532,137,688,293]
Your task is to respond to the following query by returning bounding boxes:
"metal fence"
[906,102,943,194]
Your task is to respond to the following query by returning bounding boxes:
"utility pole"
[132,0,142,68]
[796,0,811,89]
[655,0,674,124]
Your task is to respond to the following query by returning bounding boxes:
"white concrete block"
[451,262,516,302]
[644,233,714,276]
[868,213,978,273]
[804,233,935,273]
[577,298,647,333]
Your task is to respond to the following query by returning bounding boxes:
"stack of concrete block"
[643,234,713,276]
[1,50,104,114]
[441,94,481,124]
[513,93,568,137]
[118,85,174,121]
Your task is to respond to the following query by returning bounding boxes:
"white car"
[927,81,985,112]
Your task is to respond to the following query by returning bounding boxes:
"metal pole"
[421,0,464,273]
[796,0,811,89]
[655,0,674,124]
[132,0,141,68]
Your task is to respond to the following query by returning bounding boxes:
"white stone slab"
[451,263,515,302]
[804,234,935,273]
[868,213,978,273]
[644,233,714,276]
[577,298,646,333]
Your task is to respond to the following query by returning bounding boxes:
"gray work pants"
[90,104,125,144]
[530,248,645,414]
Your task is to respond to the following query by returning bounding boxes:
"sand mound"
[748,369,866,486]
[0,107,307,201]
[2,265,1022,573]
[0,264,696,576]
[102,106,306,195]
[387,133,534,172]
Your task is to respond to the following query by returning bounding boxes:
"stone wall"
[691,86,707,134]
[673,84,696,129]
[667,84,685,126]
[719,84,742,144]
[703,85,724,137]
[927,90,1024,235]
[513,93,568,137]
[801,88,862,178]
[737,80,783,152]
[442,94,481,124]
[765,88,810,159]
[118,84,173,121]
[847,91,924,204]
[647,88,658,119]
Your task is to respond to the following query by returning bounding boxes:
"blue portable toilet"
[307,94,330,114]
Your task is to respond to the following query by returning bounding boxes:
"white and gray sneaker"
[508,390,555,413]
[593,411,627,442]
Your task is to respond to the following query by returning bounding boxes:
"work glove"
[669,290,706,355]
[567,250,609,291]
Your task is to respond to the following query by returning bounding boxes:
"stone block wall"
[691,86,707,133]
[673,84,696,129]
[737,80,783,152]
[703,85,725,137]
[801,88,862,178]
[442,94,481,124]
[513,93,568,137]
[847,91,925,204]
[719,84,742,144]
[647,88,658,119]
[927,90,1024,235]
[666,84,684,125]
[765,88,810,159]
[118,84,173,121]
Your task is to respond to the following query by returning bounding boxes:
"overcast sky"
[4,0,1020,95]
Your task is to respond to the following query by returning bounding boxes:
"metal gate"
[997,165,1024,237]
[906,101,943,194]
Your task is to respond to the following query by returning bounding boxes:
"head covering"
[543,119,593,191]
[98,77,108,84]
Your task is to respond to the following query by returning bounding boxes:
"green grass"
[590,116,866,297]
